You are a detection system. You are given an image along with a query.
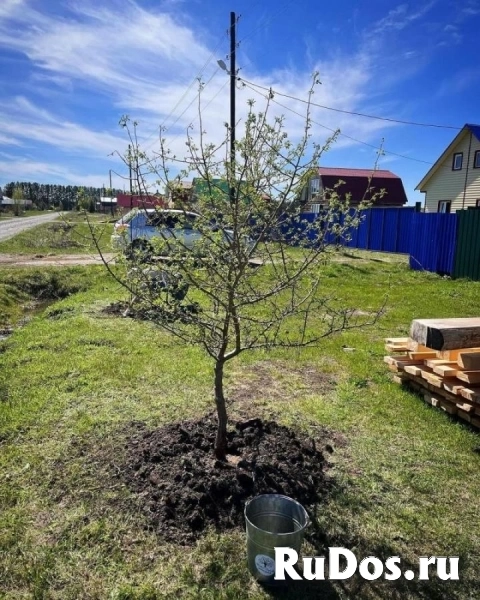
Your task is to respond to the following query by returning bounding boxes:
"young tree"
[12,186,24,216]
[103,76,383,460]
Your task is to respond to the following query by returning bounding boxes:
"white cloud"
[0,0,437,186]
[371,1,436,35]
[0,0,25,19]
[0,0,213,114]
[0,96,127,156]
[0,155,108,187]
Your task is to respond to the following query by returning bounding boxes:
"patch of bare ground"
[120,415,334,544]
[0,253,115,266]
[48,415,339,546]
[226,360,337,413]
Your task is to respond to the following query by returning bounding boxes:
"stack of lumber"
[385,318,480,428]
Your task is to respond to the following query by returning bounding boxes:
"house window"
[474,150,480,169]
[311,203,323,213]
[476,199,480,207]
[438,201,451,213]
[309,177,320,198]
[452,152,463,170]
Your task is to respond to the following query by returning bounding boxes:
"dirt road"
[0,212,64,242]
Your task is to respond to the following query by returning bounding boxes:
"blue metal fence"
[295,208,458,276]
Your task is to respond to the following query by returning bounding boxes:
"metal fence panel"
[454,209,480,280]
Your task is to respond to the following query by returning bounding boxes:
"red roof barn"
[303,167,408,211]
[116,194,167,210]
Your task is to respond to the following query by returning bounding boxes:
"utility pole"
[109,169,112,194]
[229,11,236,206]
[128,144,133,210]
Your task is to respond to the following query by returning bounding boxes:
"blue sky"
[0,0,478,203]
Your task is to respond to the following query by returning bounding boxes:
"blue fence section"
[294,207,458,276]
[408,212,458,275]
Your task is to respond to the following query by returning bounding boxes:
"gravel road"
[0,212,62,242]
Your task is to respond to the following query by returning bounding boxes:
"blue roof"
[466,124,480,142]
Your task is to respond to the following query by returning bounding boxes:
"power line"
[164,77,230,147]
[242,81,434,165]
[240,78,462,131]
[161,39,226,132]
[142,67,222,153]
[139,38,228,148]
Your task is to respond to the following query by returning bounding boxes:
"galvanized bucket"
[244,494,309,584]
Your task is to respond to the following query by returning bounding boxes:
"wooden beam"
[407,351,438,360]
[410,318,480,351]
[455,371,480,384]
[432,365,462,378]
[458,351,480,370]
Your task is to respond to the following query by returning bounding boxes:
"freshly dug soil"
[122,415,332,544]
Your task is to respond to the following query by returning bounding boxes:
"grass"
[0,212,114,255]
[0,267,97,328]
[0,253,480,599]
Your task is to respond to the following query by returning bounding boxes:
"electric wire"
[240,78,462,131]
[241,81,434,165]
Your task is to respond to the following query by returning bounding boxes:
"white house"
[416,124,480,213]
[1,196,33,207]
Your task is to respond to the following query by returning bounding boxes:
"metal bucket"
[244,494,309,584]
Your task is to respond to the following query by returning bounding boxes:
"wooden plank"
[385,337,409,344]
[471,416,480,429]
[421,371,444,387]
[404,365,424,376]
[407,351,438,360]
[410,318,480,351]
[443,381,466,396]
[455,371,480,384]
[459,386,480,402]
[385,344,408,353]
[438,398,458,415]
[422,391,458,415]
[398,373,477,415]
[457,351,480,370]
[432,365,462,378]
[384,356,424,370]
[456,402,475,414]
[436,347,480,360]
[457,409,472,423]
[424,358,457,369]
[406,339,431,352]
[422,392,440,407]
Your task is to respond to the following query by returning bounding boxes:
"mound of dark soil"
[122,415,332,544]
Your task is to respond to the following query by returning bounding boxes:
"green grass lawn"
[1,253,480,599]
[0,212,114,255]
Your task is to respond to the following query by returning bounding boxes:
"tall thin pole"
[229,11,236,205]
[128,144,133,210]
[109,169,112,192]
[230,11,236,164]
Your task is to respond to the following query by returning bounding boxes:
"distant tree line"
[0,181,123,211]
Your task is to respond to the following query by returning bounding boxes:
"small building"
[0,196,33,209]
[302,167,408,212]
[116,194,167,211]
[96,196,118,214]
[415,123,480,213]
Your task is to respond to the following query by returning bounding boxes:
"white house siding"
[423,132,480,212]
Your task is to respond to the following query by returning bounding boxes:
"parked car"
[111,208,256,258]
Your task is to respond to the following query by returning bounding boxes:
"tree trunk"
[214,360,228,461]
